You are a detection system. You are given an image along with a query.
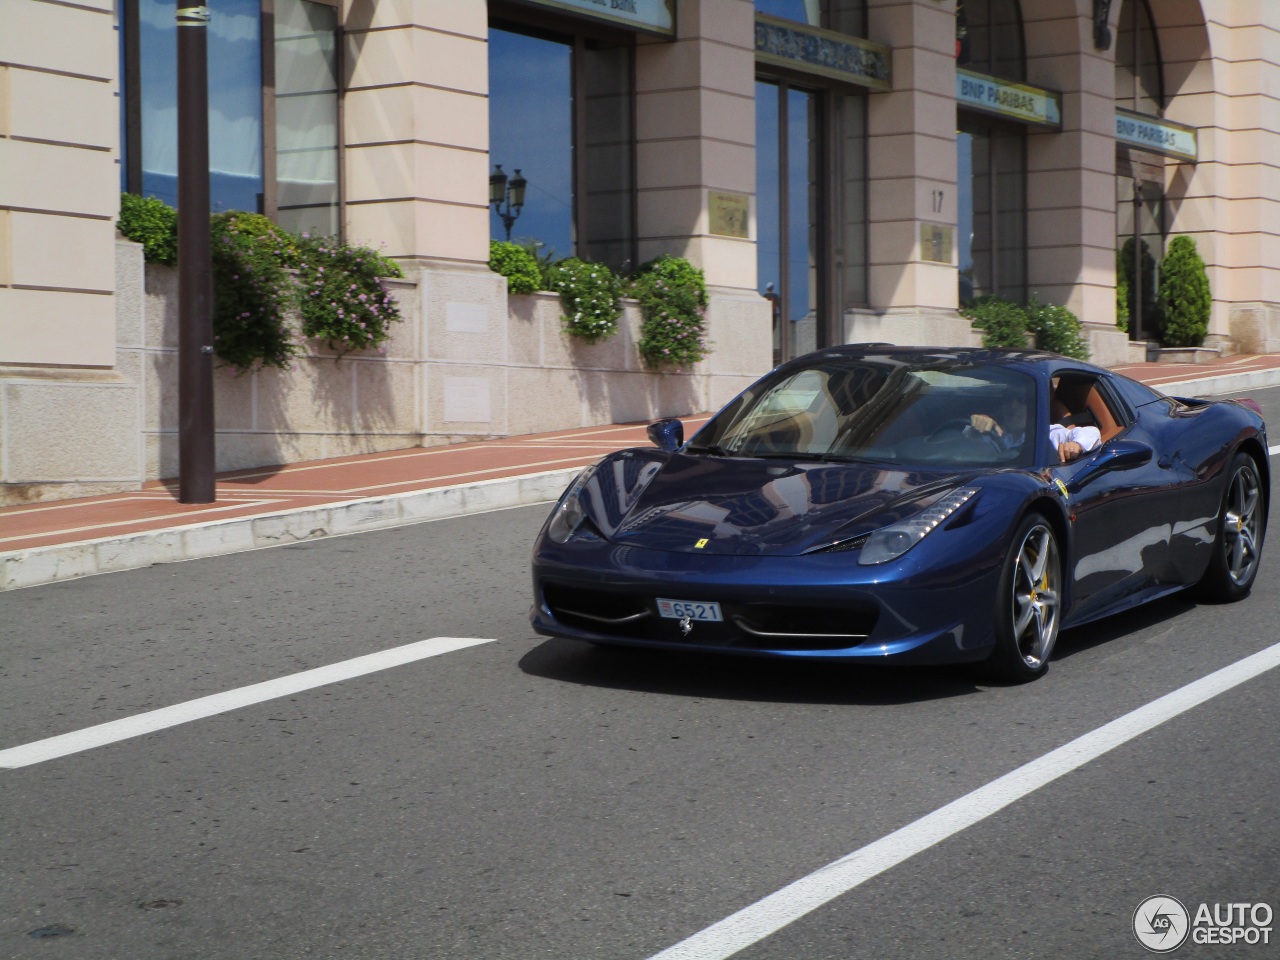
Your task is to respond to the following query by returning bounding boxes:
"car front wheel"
[988,514,1062,683]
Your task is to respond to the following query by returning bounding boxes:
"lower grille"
[541,583,878,651]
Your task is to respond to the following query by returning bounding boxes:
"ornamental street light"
[489,164,527,241]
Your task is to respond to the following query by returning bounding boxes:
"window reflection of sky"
[136,0,263,211]
[755,82,781,299]
[754,0,820,24]
[488,29,574,258]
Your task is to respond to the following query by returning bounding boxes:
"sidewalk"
[5,352,1280,591]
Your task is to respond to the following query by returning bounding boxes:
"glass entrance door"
[757,79,823,366]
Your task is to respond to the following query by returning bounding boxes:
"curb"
[1147,367,1280,397]
[5,366,1280,592]
[0,467,581,591]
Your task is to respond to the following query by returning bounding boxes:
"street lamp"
[489,164,527,241]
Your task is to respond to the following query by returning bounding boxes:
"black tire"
[987,514,1063,683]
[1196,451,1265,602]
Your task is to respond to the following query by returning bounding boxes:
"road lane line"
[0,637,495,770]
[646,641,1280,960]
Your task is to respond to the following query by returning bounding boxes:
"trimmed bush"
[960,296,1027,348]
[629,255,710,368]
[1158,235,1211,348]
[488,240,542,294]
[117,193,178,265]
[1025,296,1089,360]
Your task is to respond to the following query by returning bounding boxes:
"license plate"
[657,598,723,622]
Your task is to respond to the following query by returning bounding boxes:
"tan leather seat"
[1053,379,1123,444]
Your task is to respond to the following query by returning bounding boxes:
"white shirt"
[1049,423,1101,453]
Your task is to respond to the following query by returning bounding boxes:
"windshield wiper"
[686,443,738,457]
[816,453,897,465]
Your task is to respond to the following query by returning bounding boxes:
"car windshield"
[689,358,1037,468]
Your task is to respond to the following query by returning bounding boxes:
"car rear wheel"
[988,514,1062,683]
[1196,452,1264,602]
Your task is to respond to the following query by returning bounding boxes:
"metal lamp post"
[489,165,527,241]
[176,2,216,503]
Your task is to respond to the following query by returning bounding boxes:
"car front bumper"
[530,535,1006,664]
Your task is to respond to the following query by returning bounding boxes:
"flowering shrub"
[122,196,405,372]
[294,235,403,357]
[210,212,299,373]
[488,240,542,294]
[1025,296,1090,360]
[117,193,178,265]
[545,257,621,343]
[629,255,710,368]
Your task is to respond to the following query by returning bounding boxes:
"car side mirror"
[647,418,684,452]
[1094,438,1152,471]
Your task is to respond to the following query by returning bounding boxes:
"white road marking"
[1269,443,1280,457]
[0,637,495,769]
[645,640,1280,960]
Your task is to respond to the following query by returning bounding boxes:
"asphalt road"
[2,386,1278,960]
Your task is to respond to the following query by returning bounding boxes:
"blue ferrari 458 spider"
[530,346,1268,681]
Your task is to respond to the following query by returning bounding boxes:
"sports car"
[529,346,1268,681]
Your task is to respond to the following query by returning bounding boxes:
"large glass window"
[1114,0,1165,341]
[955,0,1024,81]
[754,0,866,34]
[956,0,1026,305]
[273,0,341,237]
[757,80,823,365]
[1115,0,1162,114]
[958,120,1026,304]
[121,0,340,231]
[488,23,634,270]
[134,0,264,211]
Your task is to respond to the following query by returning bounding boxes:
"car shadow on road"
[519,592,1210,704]
[518,639,985,706]
[1051,591,1198,663]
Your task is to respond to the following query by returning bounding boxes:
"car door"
[1048,375,1190,621]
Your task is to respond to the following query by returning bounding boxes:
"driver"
[968,391,1099,462]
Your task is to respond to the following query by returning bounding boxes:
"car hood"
[577,451,980,556]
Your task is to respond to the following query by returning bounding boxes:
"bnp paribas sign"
[518,0,676,36]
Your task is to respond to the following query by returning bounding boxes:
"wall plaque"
[709,192,749,239]
[920,224,953,264]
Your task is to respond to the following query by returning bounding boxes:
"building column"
[0,0,143,505]
[634,0,771,394]
[1022,0,1129,366]
[852,0,976,347]
[342,1,490,265]
[1166,1,1280,352]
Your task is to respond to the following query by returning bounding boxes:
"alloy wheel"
[1010,523,1061,669]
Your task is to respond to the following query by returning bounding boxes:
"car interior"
[1050,374,1127,446]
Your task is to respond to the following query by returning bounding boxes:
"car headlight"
[857,487,979,565]
[546,468,595,543]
